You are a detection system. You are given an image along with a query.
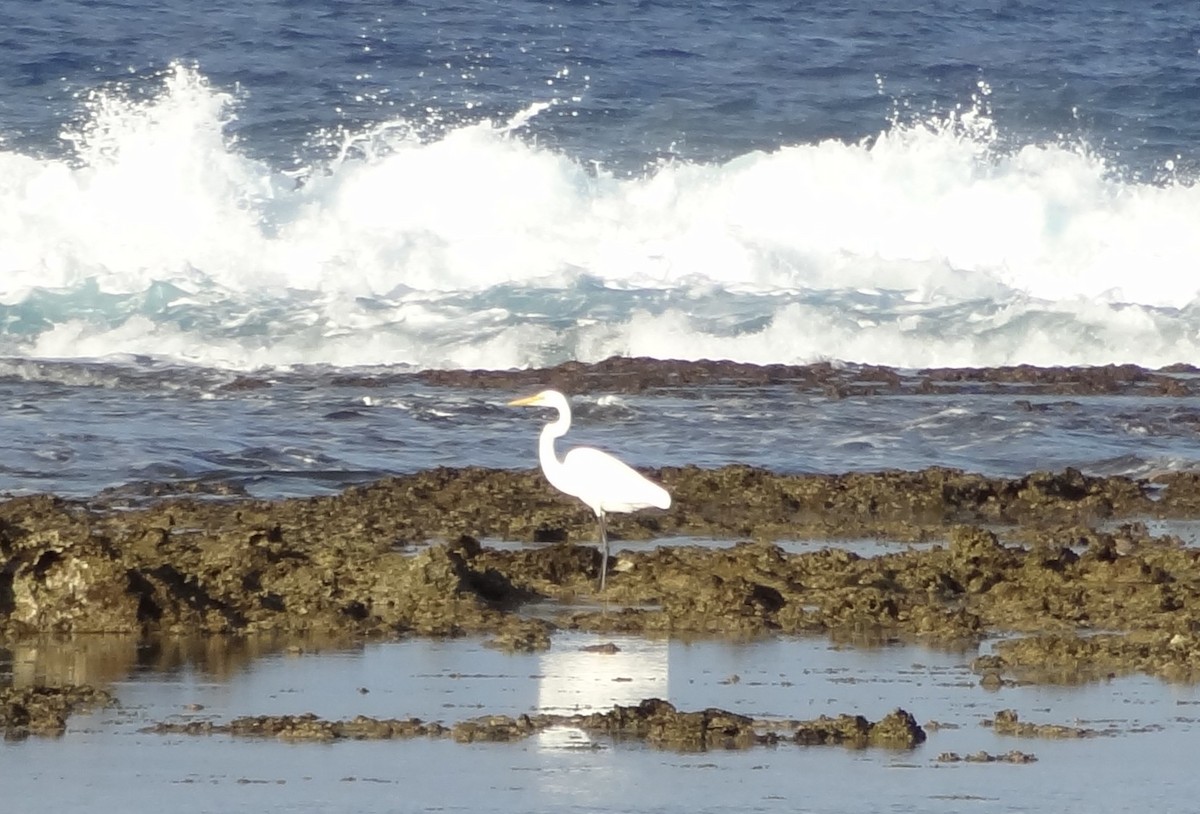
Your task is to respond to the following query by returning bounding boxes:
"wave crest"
[1,64,1198,370]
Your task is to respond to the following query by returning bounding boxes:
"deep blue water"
[3,1,1200,496]
[2,0,1200,373]
[5,15,1200,810]
[3,0,1199,174]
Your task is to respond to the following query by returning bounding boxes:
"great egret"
[508,389,671,589]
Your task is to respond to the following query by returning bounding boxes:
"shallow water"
[2,631,1198,814]
[4,2,1200,809]
[5,364,1200,498]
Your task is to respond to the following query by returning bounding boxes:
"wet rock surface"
[153,713,447,742]
[988,630,1200,682]
[786,708,926,748]
[1,684,114,738]
[3,463,1200,681]
[180,356,1200,398]
[416,358,1200,397]
[150,698,926,751]
[983,709,1105,738]
[937,750,1039,764]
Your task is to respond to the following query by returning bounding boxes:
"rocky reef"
[149,698,926,750]
[2,462,1200,684]
[0,684,114,739]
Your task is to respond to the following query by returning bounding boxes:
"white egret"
[507,390,671,589]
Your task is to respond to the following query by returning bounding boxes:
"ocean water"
[4,633,1200,814]
[6,9,1200,811]
[1,0,1199,497]
[5,365,1200,498]
[2,1,1200,496]
[2,0,1200,373]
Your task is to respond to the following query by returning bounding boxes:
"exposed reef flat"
[4,465,1200,683]
[418,358,1200,397]
[0,684,114,738]
[192,357,1200,397]
[149,698,926,750]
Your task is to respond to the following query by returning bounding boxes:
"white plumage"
[508,389,671,589]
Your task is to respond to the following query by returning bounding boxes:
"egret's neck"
[537,408,571,483]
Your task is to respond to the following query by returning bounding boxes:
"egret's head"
[507,389,568,411]
[508,391,549,407]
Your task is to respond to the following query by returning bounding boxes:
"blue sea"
[5,5,1200,812]
[3,0,1200,373]
[2,0,1200,498]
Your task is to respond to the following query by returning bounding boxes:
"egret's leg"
[598,512,609,591]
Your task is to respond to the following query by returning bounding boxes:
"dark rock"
[153,699,924,752]
[1,685,115,738]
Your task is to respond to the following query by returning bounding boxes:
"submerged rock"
[790,708,926,748]
[937,750,1038,764]
[0,684,115,738]
[577,698,762,750]
[415,357,1200,398]
[989,630,1200,682]
[150,698,925,751]
[984,709,1103,738]
[153,713,447,742]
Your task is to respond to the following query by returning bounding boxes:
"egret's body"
[508,390,671,589]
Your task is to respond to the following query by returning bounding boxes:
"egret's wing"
[561,446,671,513]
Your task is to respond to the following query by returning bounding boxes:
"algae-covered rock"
[417,357,1200,398]
[791,708,925,748]
[576,698,760,750]
[0,498,142,635]
[452,714,539,743]
[990,631,1200,682]
[152,698,922,751]
[153,713,447,741]
[985,709,1101,738]
[3,464,1200,686]
[0,684,115,738]
[937,750,1038,764]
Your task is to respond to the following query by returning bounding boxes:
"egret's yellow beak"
[507,393,544,407]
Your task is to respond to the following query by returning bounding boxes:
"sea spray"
[2,64,1199,371]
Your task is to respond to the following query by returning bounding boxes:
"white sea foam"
[2,64,1199,371]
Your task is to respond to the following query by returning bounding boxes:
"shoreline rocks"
[414,358,1200,397]
[149,698,927,751]
[3,466,1200,682]
[0,685,115,739]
